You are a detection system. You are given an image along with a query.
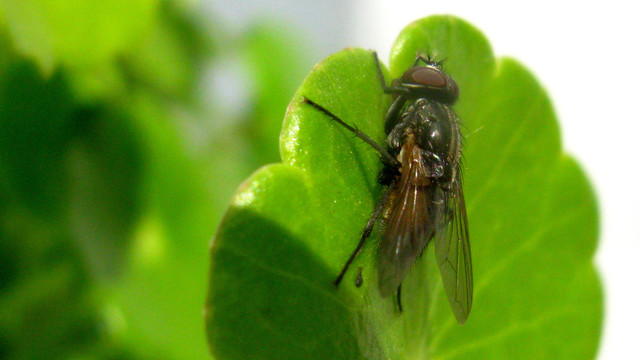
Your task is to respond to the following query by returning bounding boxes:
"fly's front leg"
[413,52,443,66]
[371,51,407,133]
[372,51,408,95]
[384,94,407,134]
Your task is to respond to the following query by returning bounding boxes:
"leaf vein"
[217,245,353,311]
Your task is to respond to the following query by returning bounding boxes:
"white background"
[205,1,640,358]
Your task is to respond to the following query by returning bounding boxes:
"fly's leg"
[384,95,407,134]
[414,53,431,66]
[371,52,407,136]
[333,183,395,286]
[302,97,399,167]
[373,51,409,96]
[397,284,403,313]
[301,97,400,286]
[413,52,444,67]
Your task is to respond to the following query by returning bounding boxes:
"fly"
[303,51,472,324]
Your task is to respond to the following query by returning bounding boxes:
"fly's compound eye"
[400,66,459,104]
[402,66,447,88]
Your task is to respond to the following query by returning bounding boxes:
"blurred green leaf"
[205,15,601,359]
[111,93,216,360]
[242,22,313,166]
[0,1,227,359]
[0,60,145,359]
[0,60,73,218]
[122,1,214,102]
[66,106,144,279]
[0,0,158,75]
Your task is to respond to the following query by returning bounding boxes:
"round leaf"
[206,15,602,360]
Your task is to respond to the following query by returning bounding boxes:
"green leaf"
[241,22,314,167]
[0,61,145,359]
[0,60,74,218]
[205,15,602,360]
[66,106,144,279]
[0,0,158,75]
[112,93,216,360]
[121,1,214,102]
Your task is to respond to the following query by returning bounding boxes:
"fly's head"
[399,59,459,104]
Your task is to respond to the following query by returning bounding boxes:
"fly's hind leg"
[333,183,395,286]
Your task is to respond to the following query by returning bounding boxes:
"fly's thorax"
[386,98,462,184]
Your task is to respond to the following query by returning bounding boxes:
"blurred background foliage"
[0,0,312,358]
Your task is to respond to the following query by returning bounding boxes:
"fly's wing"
[377,144,438,297]
[434,178,473,324]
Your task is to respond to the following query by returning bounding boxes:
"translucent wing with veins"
[434,178,473,324]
